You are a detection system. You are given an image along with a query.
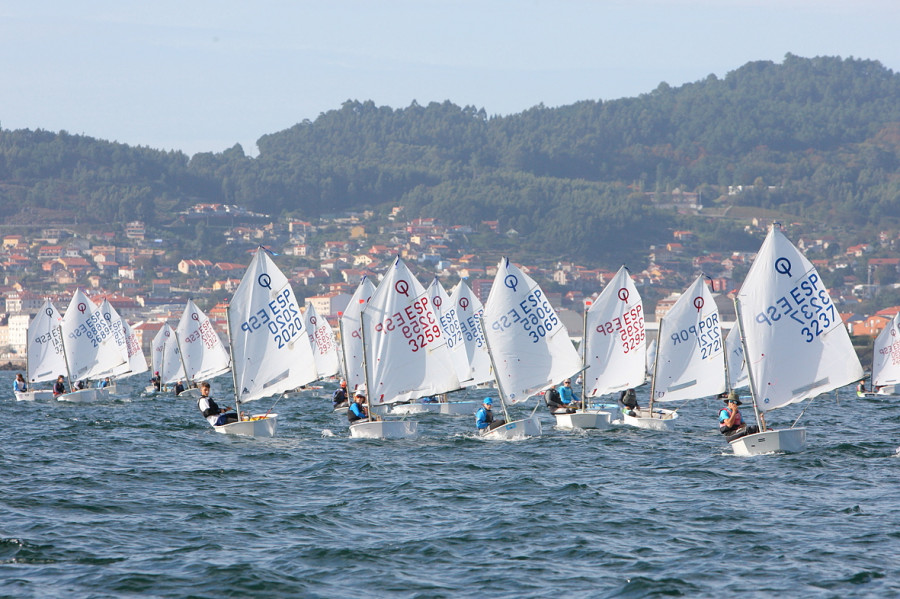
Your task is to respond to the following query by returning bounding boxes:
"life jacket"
[719,407,743,428]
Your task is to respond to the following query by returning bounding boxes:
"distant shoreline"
[0,361,26,371]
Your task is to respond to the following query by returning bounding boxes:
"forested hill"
[3,54,900,261]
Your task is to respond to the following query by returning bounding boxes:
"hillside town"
[0,202,896,368]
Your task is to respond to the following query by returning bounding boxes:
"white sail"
[228,248,317,403]
[175,299,231,383]
[160,323,186,385]
[150,323,170,380]
[872,313,900,387]
[93,299,132,378]
[646,338,657,378]
[428,277,472,385]
[60,289,127,381]
[725,324,749,390]
[483,258,582,404]
[122,320,149,377]
[26,300,67,384]
[340,276,376,391]
[362,257,460,405]
[583,265,647,396]
[736,226,863,411]
[305,302,341,380]
[449,279,493,386]
[652,275,726,402]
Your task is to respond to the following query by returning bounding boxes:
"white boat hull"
[481,415,541,440]
[621,407,678,431]
[554,410,612,430]
[349,420,419,439]
[876,385,896,396]
[730,427,806,456]
[388,401,481,416]
[213,414,278,438]
[178,388,203,399]
[57,388,111,402]
[15,390,56,401]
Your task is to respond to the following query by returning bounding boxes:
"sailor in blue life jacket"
[347,387,369,424]
[197,382,239,426]
[97,377,111,389]
[718,392,758,441]
[332,379,350,409]
[174,380,185,395]
[557,379,582,409]
[13,373,27,393]
[475,397,506,432]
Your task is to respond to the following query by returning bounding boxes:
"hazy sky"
[2,1,898,157]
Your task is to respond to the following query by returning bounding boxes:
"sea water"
[1,373,898,598]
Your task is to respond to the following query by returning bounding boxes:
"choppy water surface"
[1,374,898,598]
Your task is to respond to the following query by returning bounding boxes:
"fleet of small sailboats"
[8,226,879,455]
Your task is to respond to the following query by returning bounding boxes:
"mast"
[359,309,374,423]
[733,297,764,431]
[648,317,664,418]
[580,298,591,412]
[58,324,74,393]
[337,314,349,382]
[723,327,733,394]
[173,329,192,391]
[225,306,242,421]
[478,315,512,424]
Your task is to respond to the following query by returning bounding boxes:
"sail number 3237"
[753,272,837,343]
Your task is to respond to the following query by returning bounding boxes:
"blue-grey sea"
[1,372,898,599]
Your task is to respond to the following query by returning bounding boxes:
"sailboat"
[870,312,900,396]
[567,265,645,430]
[18,299,66,401]
[339,276,376,394]
[450,278,494,388]
[480,258,583,440]
[638,275,726,430]
[158,322,186,392]
[731,225,863,456]
[216,246,318,437]
[121,319,149,381]
[57,289,128,402]
[145,323,178,394]
[304,302,341,381]
[173,299,231,398]
[352,257,459,438]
